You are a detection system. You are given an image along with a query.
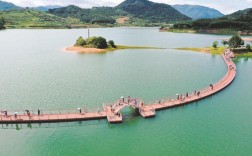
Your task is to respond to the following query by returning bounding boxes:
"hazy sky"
[4,0,252,14]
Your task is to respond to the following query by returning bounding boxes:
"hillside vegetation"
[49,5,127,25]
[0,9,86,28]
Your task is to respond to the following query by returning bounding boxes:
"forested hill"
[49,5,127,24]
[0,0,21,11]
[49,0,191,24]
[172,4,224,19]
[172,8,252,31]
[224,8,252,20]
[116,0,191,22]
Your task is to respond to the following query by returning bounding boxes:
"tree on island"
[75,36,86,46]
[212,41,218,48]
[86,36,108,49]
[228,35,244,48]
[0,16,6,30]
[108,40,116,48]
[75,36,116,49]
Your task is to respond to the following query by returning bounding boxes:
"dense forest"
[172,8,252,31]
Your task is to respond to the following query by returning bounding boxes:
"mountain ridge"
[0,0,22,11]
[116,0,191,22]
[172,4,224,19]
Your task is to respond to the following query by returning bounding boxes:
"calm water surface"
[0,28,251,155]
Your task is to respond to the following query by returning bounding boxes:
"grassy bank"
[235,52,252,57]
[175,46,252,57]
[109,45,164,51]
[164,28,252,35]
[163,29,197,33]
[232,48,252,57]
[175,47,225,54]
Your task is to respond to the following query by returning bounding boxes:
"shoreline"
[161,29,252,36]
[65,45,165,54]
[175,47,225,55]
[175,47,252,57]
[65,46,107,53]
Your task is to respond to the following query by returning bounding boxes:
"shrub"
[108,40,116,48]
[212,41,218,48]
[75,36,86,46]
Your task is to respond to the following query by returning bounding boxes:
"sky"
[3,0,252,14]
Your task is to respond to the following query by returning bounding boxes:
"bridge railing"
[0,105,103,118]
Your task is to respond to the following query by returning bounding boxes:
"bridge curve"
[0,50,236,124]
[145,50,236,111]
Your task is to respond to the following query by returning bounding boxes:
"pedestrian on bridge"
[197,91,201,97]
[210,84,214,90]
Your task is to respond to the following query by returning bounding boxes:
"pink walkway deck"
[0,51,236,124]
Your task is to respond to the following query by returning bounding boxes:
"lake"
[0,28,251,155]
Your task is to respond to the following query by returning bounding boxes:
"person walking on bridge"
[210,84,214,90]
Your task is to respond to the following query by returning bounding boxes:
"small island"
[66,36,162,53]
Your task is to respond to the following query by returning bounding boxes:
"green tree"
[0,16,6,30]
[246,44,251,51]
[94,37,108,49]
[75,36,86,46]
[212,41,218,48]
[108,40,116,48]
[221,40,228,46]
[86,36,108,49]
[228,35,244,48]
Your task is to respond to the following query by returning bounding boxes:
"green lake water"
[0,28,251,155]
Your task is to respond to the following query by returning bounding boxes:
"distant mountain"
[172,8,252,31]
[0,0,22,11]
[116,0,191,22]
[172,4,224,19]
[32,5,62,12]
